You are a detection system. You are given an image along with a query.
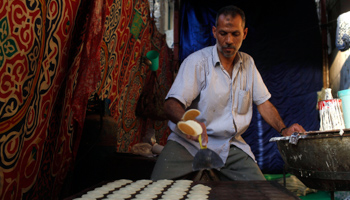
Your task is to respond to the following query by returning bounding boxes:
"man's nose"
[226,34,234,44]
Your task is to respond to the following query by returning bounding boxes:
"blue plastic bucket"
[338,89,350,128]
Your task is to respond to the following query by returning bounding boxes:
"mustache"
[222,45,236,50]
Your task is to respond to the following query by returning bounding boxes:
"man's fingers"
[186,135,199,141]
[186,133,208,147]
[292,123,306,133]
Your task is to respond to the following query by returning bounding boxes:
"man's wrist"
[279,127,287,135]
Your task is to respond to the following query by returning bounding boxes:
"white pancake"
[161,193,184,200]
[155,179,174,185]
[146,182,161,186]
[145,184,167,191]
[106,192,132,199]
[141,188,163,194]
[186,193,209,199]
[156,179,174,183]
[102,183,118,189]
[81,192,104,198]
[130,182,148,187]
[158,199,181,200]
[113,189,136,195]
[135,179,153,184]
[169,185,190,190]
[135,193,158,199]
[174,180,193,184]
[172,182,192,187]
[117,179,133,183]
[104,197,127,200]
[132,198,154,200]
[169,185,190,191]
[123,185,143,190]
[121,184,145,189]
[172,182,191,186]
[145,183,164,188]
[159,198,182,200]
[163,190,187,196]
[189,189,210,195]
[192,184,211,190]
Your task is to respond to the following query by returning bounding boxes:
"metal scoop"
[177,109,225,171]
[192,135,225,171]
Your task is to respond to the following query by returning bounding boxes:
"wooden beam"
[320,0,329,88]
[173,0,180,73]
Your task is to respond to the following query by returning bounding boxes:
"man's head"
[213,5,248,59]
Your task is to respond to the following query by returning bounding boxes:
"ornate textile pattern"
[93,0,174,152]
[0,0,173,198]
[0,0,90,199]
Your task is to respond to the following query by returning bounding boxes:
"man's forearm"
[257,100,306,136]
[257,100,286,133]
[164,98,186,124]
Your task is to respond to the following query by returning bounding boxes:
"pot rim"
[269,128,350,142]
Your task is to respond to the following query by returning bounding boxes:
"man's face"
[212,14,248,58]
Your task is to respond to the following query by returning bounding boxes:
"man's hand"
[282,123,306,136]
[185,121,208,146]
[257,100,306,137]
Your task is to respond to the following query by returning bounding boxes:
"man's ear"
[212,26,217,39]
[243,27,248,39]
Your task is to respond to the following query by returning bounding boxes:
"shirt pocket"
[236,89,250,114]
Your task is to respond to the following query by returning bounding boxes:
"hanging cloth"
[336,11,350,51]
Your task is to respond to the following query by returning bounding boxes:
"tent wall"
[0,0,173,199]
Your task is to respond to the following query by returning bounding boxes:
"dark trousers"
[151,140,265,181]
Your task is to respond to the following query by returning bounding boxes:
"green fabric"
[151,140,265,180]
[299,191,330,200]
[264,173,292,181]
[130,10,143,39]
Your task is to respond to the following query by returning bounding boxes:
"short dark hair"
[215,5,246,27]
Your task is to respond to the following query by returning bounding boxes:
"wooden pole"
[173,0,180,74]
[320,0,329,88]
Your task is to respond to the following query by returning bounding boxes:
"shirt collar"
[212,44,243,67]
[212,44,221,67]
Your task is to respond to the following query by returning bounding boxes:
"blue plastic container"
[338,89,350,128]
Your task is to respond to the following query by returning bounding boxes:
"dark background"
[179,0,323,173]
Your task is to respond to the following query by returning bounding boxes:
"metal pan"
[270,129,350,191]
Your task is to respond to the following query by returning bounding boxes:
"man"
[151,5,305,181]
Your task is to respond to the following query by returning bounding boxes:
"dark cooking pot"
[270,129,350,191]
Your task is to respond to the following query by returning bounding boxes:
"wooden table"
[198,181,300,200]
[64,180,301,200]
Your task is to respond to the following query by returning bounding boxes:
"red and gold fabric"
[0,0,173,199]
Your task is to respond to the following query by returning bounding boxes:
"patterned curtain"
[93,0,174,152]
[0,0,173,199]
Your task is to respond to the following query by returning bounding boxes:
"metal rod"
[331,191,334,200]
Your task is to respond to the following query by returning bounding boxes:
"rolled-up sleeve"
[166,53,206,109]
[252,61,271,105]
